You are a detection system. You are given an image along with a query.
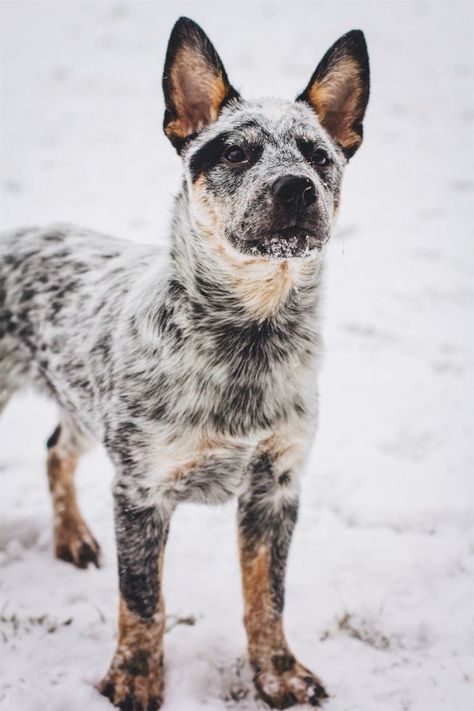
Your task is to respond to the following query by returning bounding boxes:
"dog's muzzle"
[248,175,324,258]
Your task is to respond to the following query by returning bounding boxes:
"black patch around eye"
[297,140,330,167]
[189,132,229,181]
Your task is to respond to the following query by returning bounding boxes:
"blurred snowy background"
[0,1,473,710]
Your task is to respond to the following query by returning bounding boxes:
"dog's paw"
[55,524,101,569]
[99,660,164,711]
[253,656,328,709]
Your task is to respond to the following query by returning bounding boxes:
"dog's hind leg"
[46,412,100,568]
[238,436,328,709]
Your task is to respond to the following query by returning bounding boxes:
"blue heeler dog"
[0,17,369,710]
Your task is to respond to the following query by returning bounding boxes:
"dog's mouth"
[245,225,325,259]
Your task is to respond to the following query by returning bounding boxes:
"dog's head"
[163,17,369,260]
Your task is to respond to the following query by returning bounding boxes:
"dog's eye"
[311,149,329,166]
[223,145,247,163]
[298,141,330,168]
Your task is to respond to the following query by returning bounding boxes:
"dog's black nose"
[272,175,316,208]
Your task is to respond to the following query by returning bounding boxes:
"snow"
[1,1,473,710]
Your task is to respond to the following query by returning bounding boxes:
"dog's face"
[162,18,369,260]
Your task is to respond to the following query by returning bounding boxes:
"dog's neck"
[169,190,325,323]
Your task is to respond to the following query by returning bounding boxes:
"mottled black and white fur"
[0,18,369,711]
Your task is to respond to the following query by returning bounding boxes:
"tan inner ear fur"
[308,55,364,153]
[165,45,228,140]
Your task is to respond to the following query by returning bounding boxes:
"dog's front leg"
[100,490,173,711]
[238,438,328,709]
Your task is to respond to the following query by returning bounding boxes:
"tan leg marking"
[239,434,328,708]
[240,543,287,660]
[47,448,100,568]
[100,550,166,711]
[240,543,327,708]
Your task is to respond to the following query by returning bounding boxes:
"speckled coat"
[0,17,369,711]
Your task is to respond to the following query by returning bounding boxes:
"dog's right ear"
[163,17,240,153]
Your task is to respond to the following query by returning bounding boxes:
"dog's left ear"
[297,30,370,159]
[163,17,240,152]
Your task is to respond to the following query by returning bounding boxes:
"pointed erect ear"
[296,30,370,159]
[162,17,240,152]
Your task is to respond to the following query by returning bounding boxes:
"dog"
[0,17,369,710]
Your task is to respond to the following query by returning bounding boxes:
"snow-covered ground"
[1,1,473,710]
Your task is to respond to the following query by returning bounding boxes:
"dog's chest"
[142,345,317,506]
[140,311,320,440]
[116,278,321,506]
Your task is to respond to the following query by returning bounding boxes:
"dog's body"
[0,18,369,710]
